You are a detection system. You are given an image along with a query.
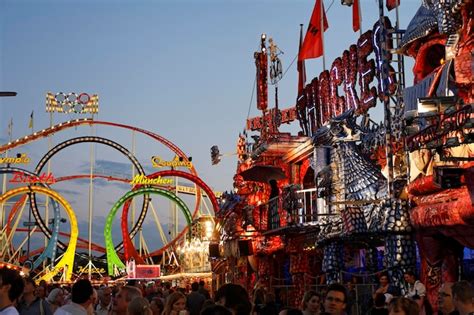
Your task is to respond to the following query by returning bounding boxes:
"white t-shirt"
[0,306,19,315]
[54,303,87,315]
[405,280,426,299]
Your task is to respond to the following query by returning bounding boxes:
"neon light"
[0,186,78,282]
[0,154,30,165]
[124,170,220,261]
[9,172,56,184]
[129,175,173,186]
[104,187,193,276]
[46,92,99,114]
[77,266,106,274]
[151,156,192,169]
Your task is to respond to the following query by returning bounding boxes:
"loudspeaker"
[209,244,220,258]
[238,239,253,256]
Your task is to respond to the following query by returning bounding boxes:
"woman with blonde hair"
[128,297,153,315]
[162,292,188,315]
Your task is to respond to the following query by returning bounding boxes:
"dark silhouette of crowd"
[1,267,473,315]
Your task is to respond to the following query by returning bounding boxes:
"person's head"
[192,282,199,292]
[323,283,347,315]
[202,299,215,310]
[113,285,143,315]
[0,267,24,303]
[301,290,321,313]
[47,288,65,306]
[215,284,251,315]
[36,285,47,298]
[150,297,164,315]
[278,308,303,315]
[71,279,94,306]
[145,282,156,295]
[438,282,455,314]
[23,277,37,295]
[163,292,186,315]
[128,296,152,315]
[388,297,420,315]
[403,271,416,285]
[373,293,386,308]
[452,280,474,313]
[199,280,206,287]
[98,286,112,306]
[379,274,389,287]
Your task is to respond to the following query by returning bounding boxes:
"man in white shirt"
[95,287,111,315]
[54,280,94,315]
[0,267,25,315]
[403,271,426,312]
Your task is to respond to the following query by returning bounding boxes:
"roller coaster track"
[1,119,201,250]
[0,119,212,274]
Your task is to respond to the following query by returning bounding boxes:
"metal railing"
[292,188,330,224]
[257,187,333,231]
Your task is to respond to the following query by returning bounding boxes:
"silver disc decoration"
[384,199,416,290]
[322,242,344,284]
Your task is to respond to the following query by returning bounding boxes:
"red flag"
[297,24,307,96]
[352,0,360,32]
[298,0,329,61]
[386,0,400,11]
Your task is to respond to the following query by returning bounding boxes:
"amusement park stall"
[211,0,473,311]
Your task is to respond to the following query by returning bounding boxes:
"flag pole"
[358,0,362,36]
[1,119,13,229]
[298,23,307,92]
[320,0,326,71]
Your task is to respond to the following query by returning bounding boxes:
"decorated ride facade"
[212,0,473,311]
[400,0,473,309]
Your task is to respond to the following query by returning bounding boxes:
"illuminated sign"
[46,92,99,114]
[151,156,192,169]
[9,172,56,184]
[0,154,30,165]
[296,19,397,135]
[246,107,297,131]
[130,175,173,186]
[76,266,106,274]
[176,185,223,198]
[127,260,161,279]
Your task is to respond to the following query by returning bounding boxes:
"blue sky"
[0,0,420,251]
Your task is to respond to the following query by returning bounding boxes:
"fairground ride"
[0,93,220,282]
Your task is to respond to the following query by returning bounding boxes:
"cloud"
[72,176,129,189]
[55,188,81,197]
[79,159,136,178]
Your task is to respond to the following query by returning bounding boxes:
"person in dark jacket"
[186,282,205,315]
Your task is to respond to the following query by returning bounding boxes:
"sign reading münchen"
[129,175,173,186]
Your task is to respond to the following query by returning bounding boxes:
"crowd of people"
[1,267,473,315]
